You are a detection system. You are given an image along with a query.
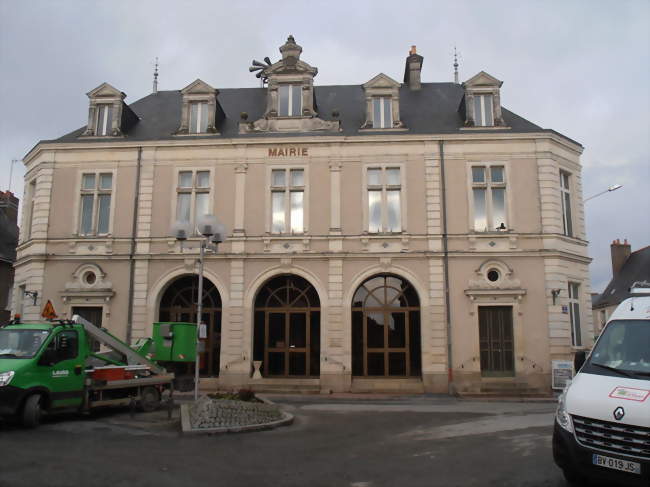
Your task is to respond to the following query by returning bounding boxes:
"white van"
[553,286,650,486]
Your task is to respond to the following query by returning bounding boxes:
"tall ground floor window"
[352,274,421,377]
[253,275,320,377]
[158,275,222,377]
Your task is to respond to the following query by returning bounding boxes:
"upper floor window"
[568,282,582,347]
[189,102,209,134]
[270,168,304,233]
[473,94,494,127]
[278,85,302,117]
[367,167,401,233]
[372,97,393,129]
[82,82,137,138]
[95,105,114,136]
[176,170,211,230]
[80,173,113,236]
[560,170,573,237]
[461,71,505,128]
[361,73,405,130]
[176,79,222,135]
[471,165,506,232]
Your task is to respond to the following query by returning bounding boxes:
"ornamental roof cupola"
[279,35,303,65]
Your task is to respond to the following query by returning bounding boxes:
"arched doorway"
[352,274,421,377]
[158,275,222,376]
[253,275,320,377]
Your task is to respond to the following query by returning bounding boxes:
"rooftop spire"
[453,46,459,84]
[153,57,159,94]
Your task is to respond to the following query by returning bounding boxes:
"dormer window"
[81,82,137,138]
[176,79,224,135]
[361,73,405,130]
[278,85,302,117]
[189,101,209,133]
[95,105,113,136]
[372,97,393,128]
[461,71,506,128]
[473,94,494,127]
[239,36,339,134]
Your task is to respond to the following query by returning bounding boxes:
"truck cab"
[553,287,650,486]
[0,322,88,425]
[1,317,174,427]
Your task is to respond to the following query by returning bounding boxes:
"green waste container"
[152,322,196,363]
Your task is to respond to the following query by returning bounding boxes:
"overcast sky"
[1,0,648,292]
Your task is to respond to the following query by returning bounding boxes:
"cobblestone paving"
[188,396,283,429]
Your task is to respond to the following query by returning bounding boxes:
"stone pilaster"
[30,166,54,241]
[424,155,442,247]
[537,157,563,235]
[544,257,571,360]
[130,259,150,340]
[13,261,46,322]
[424,258,448,392]
[329,161,341,233]
[320,258,349,392]
[220,259,248,385]
[233,164,247,235]
[136,160,154,252]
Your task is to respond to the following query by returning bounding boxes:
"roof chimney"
[0,190,19,225]
[404,45,423,91]
[611,239,631,277]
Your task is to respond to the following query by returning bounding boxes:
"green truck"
[0,315,196,427]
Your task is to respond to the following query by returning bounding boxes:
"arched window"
[159,275,221,376]
[352,274,421,377]
[253,275,320,377]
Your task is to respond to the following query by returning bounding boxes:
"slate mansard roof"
[593,246,650,309]
[45,82,579,145]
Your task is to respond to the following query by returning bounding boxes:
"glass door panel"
[268,313,285,348]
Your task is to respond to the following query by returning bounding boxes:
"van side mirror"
[38,348,58,366]
[574,350,587,372]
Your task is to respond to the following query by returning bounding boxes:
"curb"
[458,395,559,403]
[180,397,294,435]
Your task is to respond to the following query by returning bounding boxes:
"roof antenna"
[453,46,459,84]
[153,57,159,94]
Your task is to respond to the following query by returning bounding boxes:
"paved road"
[0,394,572,487]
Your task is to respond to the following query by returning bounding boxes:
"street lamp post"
[170,215,227,401]
[584,184,622,203]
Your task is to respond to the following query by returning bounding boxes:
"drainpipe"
[126,147,142,344]
[439,140,454,395]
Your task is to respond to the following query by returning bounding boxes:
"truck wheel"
[22,394,43,428]
[137,386,161,412]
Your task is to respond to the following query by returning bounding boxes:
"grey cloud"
[1,0,648,291]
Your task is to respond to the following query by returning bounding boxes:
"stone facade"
[12,38,593,394]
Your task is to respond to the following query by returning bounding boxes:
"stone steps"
[458,379,553,399]
[247,378,321,394]
[350,378,425,394]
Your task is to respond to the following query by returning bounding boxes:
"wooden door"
[479,306,514,376]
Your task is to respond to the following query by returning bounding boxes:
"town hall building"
[13,36,593,394]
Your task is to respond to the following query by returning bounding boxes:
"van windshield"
[587,320,650,378]
[0,329,51,359]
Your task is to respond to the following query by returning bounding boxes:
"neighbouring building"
[0,190,19,323]
[12,37,593,394]
[592,240,650,333]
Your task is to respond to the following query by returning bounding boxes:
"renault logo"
[613,406,625,421]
